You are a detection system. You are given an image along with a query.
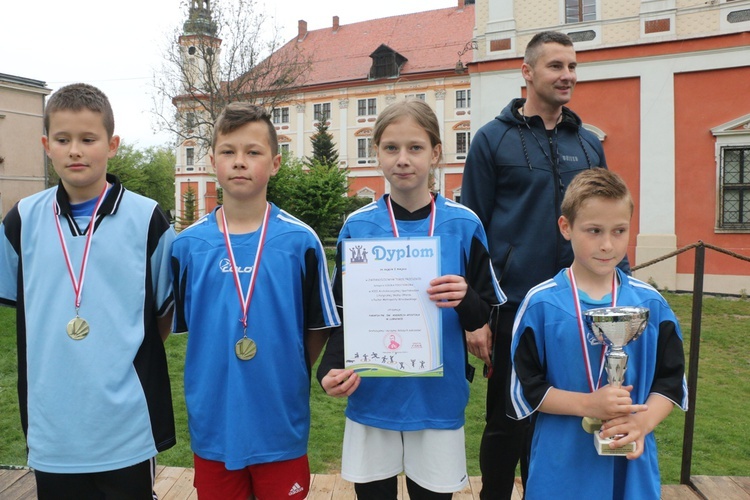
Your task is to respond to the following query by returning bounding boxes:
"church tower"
[174,0,222,228]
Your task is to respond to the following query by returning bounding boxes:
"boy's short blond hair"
[561,168,634,225]
[212,102,277,153]
[44,83,115,139]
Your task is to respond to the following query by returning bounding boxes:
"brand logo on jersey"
[372,244,434,262]
[561,154,579,162]
[219,258,254,273]
[288,482,304,496]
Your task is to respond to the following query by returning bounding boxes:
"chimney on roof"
[458,0,465,10]
[333,16,339,33]
[297,20,307,41]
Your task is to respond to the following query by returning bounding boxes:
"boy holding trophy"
[508,168,687,499]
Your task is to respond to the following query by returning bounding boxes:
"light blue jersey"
[0,175,176,473]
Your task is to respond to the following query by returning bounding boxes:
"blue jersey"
[172,204,340,469]
[0,175,176,473]
[326,194,504,431]
[509,268,688,500]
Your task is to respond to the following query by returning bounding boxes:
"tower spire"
[183,0,217,36]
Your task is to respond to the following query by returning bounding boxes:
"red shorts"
[193,454,310,500]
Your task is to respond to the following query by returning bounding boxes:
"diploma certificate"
[342,237,442,377]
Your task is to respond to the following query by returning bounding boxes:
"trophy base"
[582,416,603,434]
[594,432,636,456]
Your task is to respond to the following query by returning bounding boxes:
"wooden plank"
[511,477,524,500]
[0,470,36,500]
[0,469,29,493]
[2,469,747,500]
[153,465,187,498]
[692,475,750,500]
[161,468,195,500]
[333,474,356,499]
[730,476,750,496]
[661,484,701,499]
[453,478,476,500]
[469,476,483,499]
[308,473,336,499]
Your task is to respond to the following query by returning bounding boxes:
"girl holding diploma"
[317,100,505,499]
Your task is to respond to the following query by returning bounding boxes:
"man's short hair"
[212,102,278,154]
[44,83,115,139]
[524,31,574,67]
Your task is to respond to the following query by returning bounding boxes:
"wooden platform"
[1,466,748,499]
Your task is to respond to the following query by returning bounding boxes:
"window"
[314,103,331,122]
[279,143,290,155]
[272,107,289,124]
[456,132,471,156]
[358,98,377,117]
[456,90,471,109]
[358,138,373,159]
[186,112,196,130]
[186,147,194,166]
[405,93,426,101]
[566,0,596,23]
[720,147,750,229]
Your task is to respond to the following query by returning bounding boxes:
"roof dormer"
[369,44,408,80]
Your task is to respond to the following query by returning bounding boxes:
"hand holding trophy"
[583,306,649,456]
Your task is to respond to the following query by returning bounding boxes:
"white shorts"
[340,418,468,493]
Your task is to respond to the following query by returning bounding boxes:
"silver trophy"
[584,306,649,456]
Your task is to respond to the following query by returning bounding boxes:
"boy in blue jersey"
[508,168,687,499]
[0,83,176,498]
[318,100,505,499]
[171,102,340,500]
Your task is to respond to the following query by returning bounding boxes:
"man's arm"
[461,128,497,228]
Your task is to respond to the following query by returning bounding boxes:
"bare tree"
[152,0,311,155]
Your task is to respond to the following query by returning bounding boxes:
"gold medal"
[67,316,90,340]
[582,416,603,434]
[235,337,257,360]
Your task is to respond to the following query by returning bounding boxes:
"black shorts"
[34,458,156,500]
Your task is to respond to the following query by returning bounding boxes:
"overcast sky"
[2,0,459,149]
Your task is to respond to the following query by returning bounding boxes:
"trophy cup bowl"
[584,306,649,456]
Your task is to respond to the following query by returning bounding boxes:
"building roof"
[0,73,48,89]
[279,3,475,88]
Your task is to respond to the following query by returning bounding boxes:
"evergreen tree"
[307,121,339,167]
[177,186,198,231]
[268,156,349,240]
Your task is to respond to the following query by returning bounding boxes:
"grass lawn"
[0,293,748,483]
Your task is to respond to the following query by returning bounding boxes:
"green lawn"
[1,293,748,483]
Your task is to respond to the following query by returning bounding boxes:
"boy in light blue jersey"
[0,83,176,499]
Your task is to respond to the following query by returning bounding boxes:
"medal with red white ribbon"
[219,203,271,360]
[54,184,108,340]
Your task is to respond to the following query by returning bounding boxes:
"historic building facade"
[471,0,750,294]
[173,0,475,221]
